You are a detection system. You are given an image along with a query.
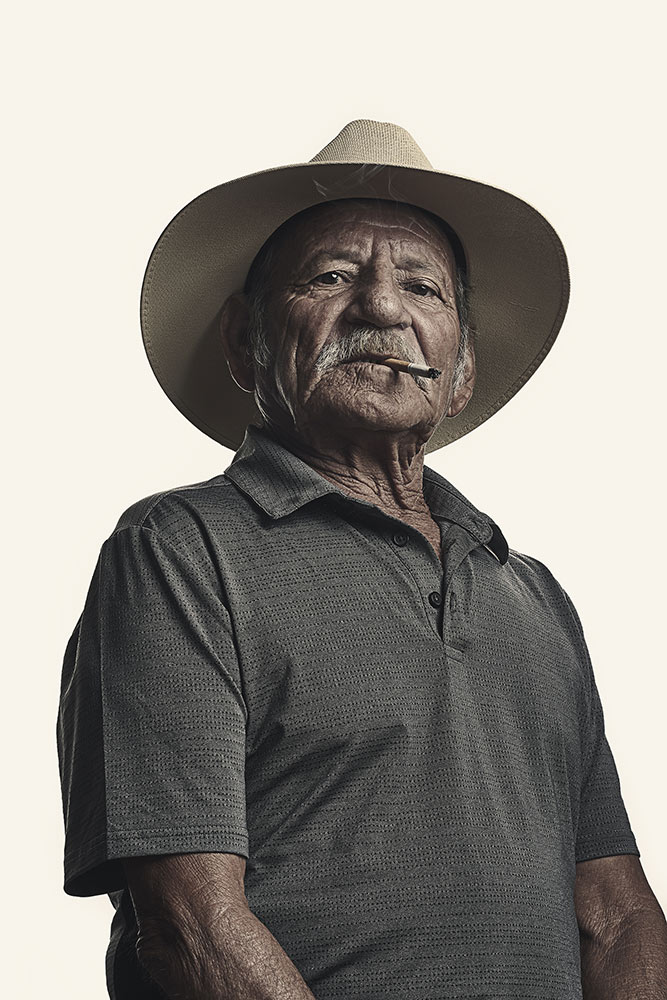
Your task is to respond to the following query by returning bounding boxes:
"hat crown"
[309,119,433,170]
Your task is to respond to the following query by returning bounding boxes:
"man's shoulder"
[503,546,587,638]
[506,545,568,596]
[506,545,557,578]
[110,471,238,540]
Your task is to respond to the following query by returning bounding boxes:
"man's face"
[245,199,473,446]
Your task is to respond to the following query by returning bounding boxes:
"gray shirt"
[57,422,639,999]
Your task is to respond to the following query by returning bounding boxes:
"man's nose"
[343,269,411,330]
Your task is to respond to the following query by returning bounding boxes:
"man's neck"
[262,422,437,528]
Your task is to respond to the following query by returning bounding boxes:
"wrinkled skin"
[220,199,475,557]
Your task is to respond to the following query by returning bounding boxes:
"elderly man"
[57,120,667,1000]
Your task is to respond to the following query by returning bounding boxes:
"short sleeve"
[57,524,249,897]
[560,589,640,863]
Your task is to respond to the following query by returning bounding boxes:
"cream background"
[3,1,665,996]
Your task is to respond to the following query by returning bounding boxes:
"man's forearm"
[137,899,317,1000]
[580,902,667,1000]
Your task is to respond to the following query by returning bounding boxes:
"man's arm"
[575,854,667,999]
[123,852,317,1000]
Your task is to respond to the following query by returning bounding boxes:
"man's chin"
[315,396,431,437]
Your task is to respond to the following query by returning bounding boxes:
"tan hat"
[140,119,569,453]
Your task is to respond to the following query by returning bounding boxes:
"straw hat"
[140,119,569,453]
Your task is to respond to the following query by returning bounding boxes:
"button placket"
[384,524,444,635]
[440,527,483,653]
[444,581,465,652]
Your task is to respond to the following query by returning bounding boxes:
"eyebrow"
[300,249,364,271]
[396,255,448,280]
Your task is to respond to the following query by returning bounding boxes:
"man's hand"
[122,852,318,1000]
[576,854,667,998]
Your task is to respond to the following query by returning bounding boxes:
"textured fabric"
[309,118,433,167]
[57,422,639,999]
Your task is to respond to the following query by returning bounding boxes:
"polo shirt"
[57,421,640,1000]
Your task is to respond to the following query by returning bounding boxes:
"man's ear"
[447,342,476,418]
[219,293,256,393]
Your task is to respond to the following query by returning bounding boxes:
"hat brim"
[140,160,569,453]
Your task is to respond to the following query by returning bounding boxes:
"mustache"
[314,327,417,372]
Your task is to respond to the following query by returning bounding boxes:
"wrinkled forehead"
[269,198,457,270]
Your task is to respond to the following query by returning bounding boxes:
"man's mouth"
[343,353,393,364]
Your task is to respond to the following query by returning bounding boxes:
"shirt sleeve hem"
[575,840,640,864]
[64,829,250,897]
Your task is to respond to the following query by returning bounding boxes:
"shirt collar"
[224,423,509,565]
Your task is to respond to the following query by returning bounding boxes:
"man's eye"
[313,271,343,285]
[409,282,438,297]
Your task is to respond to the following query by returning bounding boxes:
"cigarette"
[378,357,442,380]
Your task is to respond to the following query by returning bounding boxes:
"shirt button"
[428,591,442,608]
[392,532,409,546]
